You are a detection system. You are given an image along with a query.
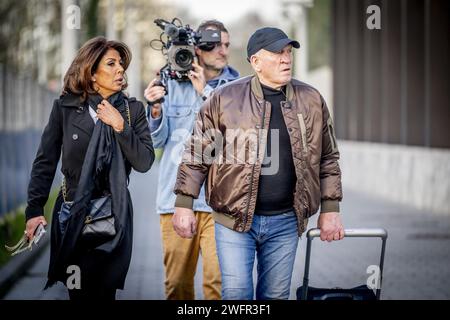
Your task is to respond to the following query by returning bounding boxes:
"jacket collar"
[60,93,94,136]
[207,65,240,89]
[250,75,295,102]
[60,93,84,108]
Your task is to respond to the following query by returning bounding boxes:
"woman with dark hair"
[23,36,154,300]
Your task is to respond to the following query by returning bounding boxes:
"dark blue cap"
[247,27,300,61]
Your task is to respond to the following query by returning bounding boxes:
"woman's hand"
[26,216,47,241]
[97,99,125,132]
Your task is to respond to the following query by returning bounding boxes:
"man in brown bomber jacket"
[171,27,344,300]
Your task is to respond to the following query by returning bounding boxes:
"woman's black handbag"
[58,192,116,243]
[81,195,115,241]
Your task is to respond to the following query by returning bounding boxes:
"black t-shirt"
[254,84,297,215]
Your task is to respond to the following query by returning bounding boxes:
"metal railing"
[0,64,58,217]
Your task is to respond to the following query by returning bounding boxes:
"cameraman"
[144,20,239,300]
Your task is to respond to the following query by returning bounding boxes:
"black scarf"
[48,91,129,286]
[87,92,127,189]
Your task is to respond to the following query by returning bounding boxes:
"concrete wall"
[338,140,450,215]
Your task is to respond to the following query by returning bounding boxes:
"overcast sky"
[167,0,281,25]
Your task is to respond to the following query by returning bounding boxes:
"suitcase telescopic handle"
[302,228,388,300]
[307,228,388,239]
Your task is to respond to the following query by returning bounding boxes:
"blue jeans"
[215,211,299,300]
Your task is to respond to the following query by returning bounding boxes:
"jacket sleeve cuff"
[149,114,162,132]
[175,194,194,209]
[320,200,340,213]
[25,206,44,221]
[116,121,131,138]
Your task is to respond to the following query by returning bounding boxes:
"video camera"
[151,18,222,83]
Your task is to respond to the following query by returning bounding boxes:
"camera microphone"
[164,24,179,38]
[154,19,169,29]
[154,19,179,38]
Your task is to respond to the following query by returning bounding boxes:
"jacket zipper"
[297,113,308,153]
[327,117,337,152]
[244,100,267,225]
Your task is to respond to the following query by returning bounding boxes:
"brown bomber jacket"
[174,75,342,236]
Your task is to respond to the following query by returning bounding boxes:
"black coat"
[25,93,154,290]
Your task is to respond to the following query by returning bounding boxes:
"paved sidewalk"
[3,162,450,299]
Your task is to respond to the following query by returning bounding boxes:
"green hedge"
[0,189,59,267]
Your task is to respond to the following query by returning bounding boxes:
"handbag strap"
[62,177,68,203]
[124,99,131,127]
[62,101,131,202]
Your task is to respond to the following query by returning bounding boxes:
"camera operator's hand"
[188,61,206,96]
[144,78,165,118]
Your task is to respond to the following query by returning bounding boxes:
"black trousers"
[68,287,116,300]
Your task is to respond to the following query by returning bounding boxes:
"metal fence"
[0,64,58,217]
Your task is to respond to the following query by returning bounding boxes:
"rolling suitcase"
[297,228,388,300]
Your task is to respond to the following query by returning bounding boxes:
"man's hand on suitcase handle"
[317,212,344,242]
